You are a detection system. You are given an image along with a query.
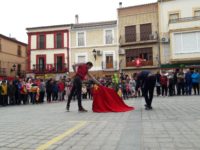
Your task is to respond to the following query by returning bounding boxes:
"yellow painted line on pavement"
[36,121,87,150]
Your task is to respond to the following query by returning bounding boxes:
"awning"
[161,63,200,69]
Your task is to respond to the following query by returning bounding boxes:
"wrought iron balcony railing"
[102,61,118,70]
[0,68,6,76]
[119,32,158,45]
[169,16,200,24]
[126,60,153,67]
[32,63,68,74]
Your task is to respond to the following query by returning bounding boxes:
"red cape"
[92,85,134,112]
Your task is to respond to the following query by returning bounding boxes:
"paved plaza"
[0,96,200,150]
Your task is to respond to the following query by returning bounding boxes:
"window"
[105,55,113,69]
[17,64,21,75]
[17,45,21,56]
[169,13,179,22]
[140,23,152,41]
[38,34,45,49]
[36,55,46,72]
[77,32,85,47]
[173,32,200,54]
[194,10,200,17]
[56,33,62,48]
[78,56,86,63]
[56,56,63,71]
[105,29,113,44]
[125,25,136,42]
[38,57,45,71]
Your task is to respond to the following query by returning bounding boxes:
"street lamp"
[12,64,16,70]
[92,49,97,60]
[32,64,36,72]
[10,64,16,72]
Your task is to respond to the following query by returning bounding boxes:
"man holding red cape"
[66,62,100,112]
[66,62,134,112]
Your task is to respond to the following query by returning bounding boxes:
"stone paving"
[0,95,200,150]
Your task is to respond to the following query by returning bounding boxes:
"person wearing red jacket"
[58,79,65,101]
[66,62,101,112]
[160,73,168,96]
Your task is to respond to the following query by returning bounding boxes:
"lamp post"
[92,49,97,61]
[12,64,16,71]
[10,64,16,76]
[32,64,36,73]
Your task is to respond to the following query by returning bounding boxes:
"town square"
[1,0,200,149]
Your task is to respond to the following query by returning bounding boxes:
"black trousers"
[67,76,83,109]
[46,92,52,102]
[193,83,199,95]
[161,85,168,96]
[143,76,156,107]
[177,82,185,95]
[39,92,45,103]
[156,86,161,96]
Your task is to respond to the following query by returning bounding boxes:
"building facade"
[26,25,71,79]
[118,3,159,74]
[159,0,200,69]
[70,20,119,77]
[0,34,27,79]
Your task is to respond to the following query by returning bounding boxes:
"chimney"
[75,14,79,24]
[119,2,122,8]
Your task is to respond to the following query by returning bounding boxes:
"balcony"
[119,32,158,47]
[169,16,200,24]
[32,63,68,74]
[102,61,118,70]
[126,60,153,67]
[17,70,26,77]
[169,16,200,31]
[0,68,6,76]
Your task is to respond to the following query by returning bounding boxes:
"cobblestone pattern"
[0,95,200,150]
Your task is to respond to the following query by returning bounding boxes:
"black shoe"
[79,108,88,112]
[66,105,70,112]
[144,104,153,109]
[149,106,153,110]
[145,106,153,110]
[145,107,151,110]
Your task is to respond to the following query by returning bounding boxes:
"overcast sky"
[0,0,157,43]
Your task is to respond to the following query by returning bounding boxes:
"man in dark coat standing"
[136,70,156,110]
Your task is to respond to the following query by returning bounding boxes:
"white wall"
[31,35,37,49]
[64,33,68,47]
[30,49,67,69]
[30,32,69,50]
[46,34,54,48]
[159,0,200,33]
[159,0,200,63]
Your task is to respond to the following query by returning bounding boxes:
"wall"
[0,37,27,77]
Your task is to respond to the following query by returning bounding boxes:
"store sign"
[45,74,56,79]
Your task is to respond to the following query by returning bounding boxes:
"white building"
[70,20,119,77]
[159,0,200,68]
[26,24,71,79]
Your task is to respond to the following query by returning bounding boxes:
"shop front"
[161,62,200,70]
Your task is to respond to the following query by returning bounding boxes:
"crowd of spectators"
[1,68,200,107]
